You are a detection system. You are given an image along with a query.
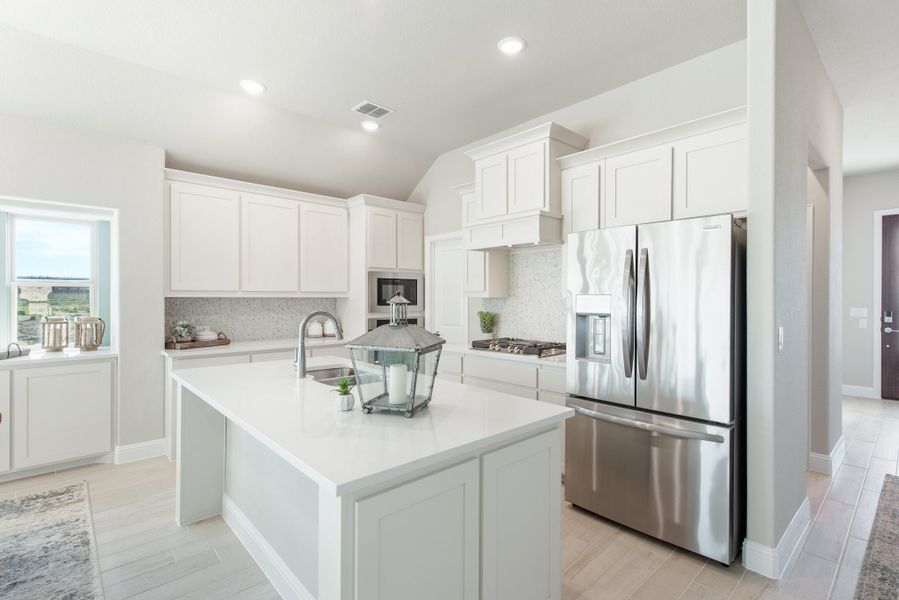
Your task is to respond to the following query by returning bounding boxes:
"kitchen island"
[173,356,572,600]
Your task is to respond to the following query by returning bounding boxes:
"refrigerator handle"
[570,404,726,443]
[637,248,650,380]
[621,249,635,378]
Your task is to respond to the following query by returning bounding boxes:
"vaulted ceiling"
[0,0,746,198]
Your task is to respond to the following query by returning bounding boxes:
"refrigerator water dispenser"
[574,294,611,363]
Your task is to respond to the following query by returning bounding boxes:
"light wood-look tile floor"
[1,395,895,600]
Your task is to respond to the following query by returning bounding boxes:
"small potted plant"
[171,321,194,343]
[478,311,498,338]
[334,376,355,411]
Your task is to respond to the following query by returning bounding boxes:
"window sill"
[0,347,117,369]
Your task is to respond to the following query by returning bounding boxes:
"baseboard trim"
[842,385,879,399]
[222,495,314,600]
[114,438,167,465]
[808,436,846,475]
[742,497,812,579]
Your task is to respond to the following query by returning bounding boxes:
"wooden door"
[241,193,299,292]
[396,211,424,271]
[299,203,348,293]
[367,207,397,269]
[428,237,466,343]
[604,146,672,227]
[476,154,508,219]
[562,162,601,234]
[508,141,547,214]
[355,459,480,600]
[170,182,240,291]
[883,215,899,399]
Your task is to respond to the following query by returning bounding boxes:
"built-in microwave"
[368,272,423,314]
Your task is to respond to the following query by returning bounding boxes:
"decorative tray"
[0,343,31,360]
[164,333,230,350]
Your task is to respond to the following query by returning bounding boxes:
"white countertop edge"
[442,343,566,368]
[0,347,118,368]
[161,337,345,358]
[173,364,572,497]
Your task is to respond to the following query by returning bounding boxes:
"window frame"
[8,214,99,347]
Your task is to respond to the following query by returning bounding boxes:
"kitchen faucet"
[296,311,344,378]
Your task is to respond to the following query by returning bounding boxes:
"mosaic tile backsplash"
[165,297,337,341]
[479,247,566,343]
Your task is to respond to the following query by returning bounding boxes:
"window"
[11,216,97,347]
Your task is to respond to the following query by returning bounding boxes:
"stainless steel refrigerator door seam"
[622,249,635,378]
[637,247,650,380]
[569,404,725,443]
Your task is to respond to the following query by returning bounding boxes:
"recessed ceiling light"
[239,79,267,95]
[497,36,526,55]
[361,120,380,132]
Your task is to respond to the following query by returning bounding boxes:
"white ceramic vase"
[336,393,354,411]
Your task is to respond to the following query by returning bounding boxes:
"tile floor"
[0,395,896,599]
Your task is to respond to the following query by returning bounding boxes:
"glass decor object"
[41,316,69,351]
[345,292,445,418]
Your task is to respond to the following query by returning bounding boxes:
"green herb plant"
[477,311,497,335]
[334,377,354,396]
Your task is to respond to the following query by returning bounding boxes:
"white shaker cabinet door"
[366,207,397,269]
[508,141,547,214]
[673,124,748,219]
[604,146,672,227]
[465,250,486,293]
[241,193,299,292]
[396,211,424,271]
[355,459,480,600]
[170,182,240,291]
[562,162,601,234]
[0,371,9,473]
[476,154,508,220]
[299,203,348,293]
[482,429,562,600]
[12,362,113,470]
[462,189,478,227]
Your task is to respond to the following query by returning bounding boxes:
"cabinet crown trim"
[557,106,747,170]
[346,194,426,213]
[452,181,476,195]
[165,169,346,208]
[464,122,588,161]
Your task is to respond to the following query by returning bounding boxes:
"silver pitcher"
[74,316,106,351]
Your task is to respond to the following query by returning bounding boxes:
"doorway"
[425,234,467,344]
[881,214,899,399]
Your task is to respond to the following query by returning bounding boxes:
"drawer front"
[464,355,537,388]
[464,376,537,400]
[251,349,296,363]
[437,373,463,384]
[440,352,463,375]
[537,390,566,406]
[539,367,566,394]
[174,354,250,370]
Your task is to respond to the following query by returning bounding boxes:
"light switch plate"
[850,307,868,318]
[859,319,868,329]
[777,326,784,352]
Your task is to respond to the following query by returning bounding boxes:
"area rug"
[855,474,899,599]
[0,482,104,600]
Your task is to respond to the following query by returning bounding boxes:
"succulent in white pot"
[334,377,355,411]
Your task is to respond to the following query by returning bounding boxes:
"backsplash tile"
[480,247,566,342]
[165,297,337,341]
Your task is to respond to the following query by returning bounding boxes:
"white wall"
[0,113,165,446]
[745,0,843,567]
[408,40,748,233]
[842,167,899,391]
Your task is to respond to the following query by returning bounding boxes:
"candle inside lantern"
[388,364,407,405]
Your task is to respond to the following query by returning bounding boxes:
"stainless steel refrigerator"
[565,214,745,564]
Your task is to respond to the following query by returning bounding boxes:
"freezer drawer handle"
[621,249,635,378]
[570,404,726,444]
[637,248,650,380]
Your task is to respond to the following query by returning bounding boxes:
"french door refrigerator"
[565,214,745,564]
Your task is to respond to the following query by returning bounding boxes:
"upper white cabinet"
[365,205,424,271]
[561,162,601,234]
[465,251,508,298]
[241,193,299,292]
[508,141,548,214]
[12,362,113,470]
[300,203,349,293]
[397,211,424,271]
[604,146,672,228]
[459,184,478,227]
[170,182,241,291]
[475,154,509,220]
[673,123,748,219]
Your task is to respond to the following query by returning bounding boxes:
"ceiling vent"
[352,100,394,120]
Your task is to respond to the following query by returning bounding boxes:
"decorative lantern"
[345,292,445,418]
[41,316,69,351]
[74,316,106,351]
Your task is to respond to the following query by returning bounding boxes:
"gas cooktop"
[470,337,566,358]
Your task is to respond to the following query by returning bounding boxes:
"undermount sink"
[306,367,356,387]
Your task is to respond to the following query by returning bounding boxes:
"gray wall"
[165,297,337,341]
[842,167,899,391]
[408,40,748,234]
[0,113,165,446]
[746,0,843,552]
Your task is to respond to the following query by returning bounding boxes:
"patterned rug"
[0,482,104,600]
[855,474,899,599]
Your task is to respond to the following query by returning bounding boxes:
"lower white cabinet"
[355,459,480,600]
[12,362,112,470]
[465,376,538,400]
[0,371,9,473]
[482,429,561,600]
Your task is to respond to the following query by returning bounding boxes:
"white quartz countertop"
[161,337,345,358]
[173,356,573,495]
[441,343,566,368]
[0,347,117,368]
